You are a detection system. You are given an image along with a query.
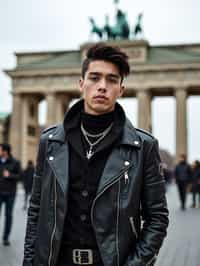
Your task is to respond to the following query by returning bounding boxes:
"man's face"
[79,60,124,115]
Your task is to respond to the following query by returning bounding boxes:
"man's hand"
[3,170,10,178]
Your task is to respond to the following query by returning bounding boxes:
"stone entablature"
[11,68,200,97]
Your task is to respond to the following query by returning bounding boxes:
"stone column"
[0,122,4,143]
[27,97,40,166]
[137,90,152,132]
[46,92,56,127]
[175,88,188,160]
[21,95,29,167]
[55,94,72,122]
[63,95,71,114]
[9,93,23,159]
[55,95,64,123]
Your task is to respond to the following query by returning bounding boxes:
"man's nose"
[98,78,107,92]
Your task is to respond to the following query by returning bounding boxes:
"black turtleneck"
[81,110,114,134]
[81,110,115,158]
[57,101,125,265]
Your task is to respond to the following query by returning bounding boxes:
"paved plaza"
[0,183,200,266]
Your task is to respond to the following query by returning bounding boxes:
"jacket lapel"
[96,148,131,194]
[96,119,140,195]
[46,124,69,195]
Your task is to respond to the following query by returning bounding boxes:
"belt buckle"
[72,249,93,265]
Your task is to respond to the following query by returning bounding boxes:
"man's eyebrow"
[88,72,101,76]
[88,72,120,79]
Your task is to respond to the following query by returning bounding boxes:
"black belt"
[58,247,103,265]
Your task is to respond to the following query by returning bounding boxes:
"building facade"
[5,40,200,166]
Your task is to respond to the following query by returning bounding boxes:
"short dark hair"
[2,143,11,155]
[81,43,130,81]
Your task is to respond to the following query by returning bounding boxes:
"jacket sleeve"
[22,135,46,266]
[6,159,21,180]
[124,139,169,266]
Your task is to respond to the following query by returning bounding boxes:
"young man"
[0,143,21,246]
[23,44,169,266]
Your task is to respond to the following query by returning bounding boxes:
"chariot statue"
[89,0,143,41]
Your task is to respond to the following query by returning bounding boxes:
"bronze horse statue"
[89,9,130,40]
[89,17,103,39]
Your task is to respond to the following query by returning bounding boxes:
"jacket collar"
[49,99,141,149]
[120,119,141,148]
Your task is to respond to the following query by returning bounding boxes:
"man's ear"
[79,78,84,93]
[119,85,125,97]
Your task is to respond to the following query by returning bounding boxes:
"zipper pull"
[124,171,129,184]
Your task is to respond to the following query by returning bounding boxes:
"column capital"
[174,85,188,93]
[45,91,56,97]
[136,85,151,92]
[136,90,152,101]
[11,91,22,96]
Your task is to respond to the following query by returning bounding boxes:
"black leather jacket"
[23,118,168,266]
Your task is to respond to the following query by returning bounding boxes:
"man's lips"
[93,95,107,100]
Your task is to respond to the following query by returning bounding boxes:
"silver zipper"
[129,216,138,239]
[48,176,57,266]
[116,180,120,266]
[91,164,132,264]
[124,171,129,184]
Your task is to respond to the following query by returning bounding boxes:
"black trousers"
[192,184,200,206]
[177,182,187,209]
[0,193,16,241]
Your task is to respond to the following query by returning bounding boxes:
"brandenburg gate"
[5,40,200,167]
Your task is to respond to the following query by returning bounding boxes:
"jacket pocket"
[129,216,138,239]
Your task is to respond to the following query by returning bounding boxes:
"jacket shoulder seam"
[42,124,58,134]
[135,128,155,140]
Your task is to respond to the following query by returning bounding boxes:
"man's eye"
[108,78,118,83]
[89,76,98,81]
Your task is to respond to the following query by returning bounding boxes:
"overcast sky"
[0,0,200,162]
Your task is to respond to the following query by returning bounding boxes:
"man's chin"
[92,106,113,115]
[88,105,109,115]
[85,101,113,115]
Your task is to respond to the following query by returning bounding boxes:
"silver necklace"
[81,122,113,159]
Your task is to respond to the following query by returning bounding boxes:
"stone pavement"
[0,184,200,266]
[156,184,200,266]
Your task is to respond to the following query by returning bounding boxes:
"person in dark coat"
[175,154,191,210]
[191,160,200,208]
[22,160,34,210]
[0,143,21,246]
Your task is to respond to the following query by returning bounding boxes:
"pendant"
[86,147,94,159]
